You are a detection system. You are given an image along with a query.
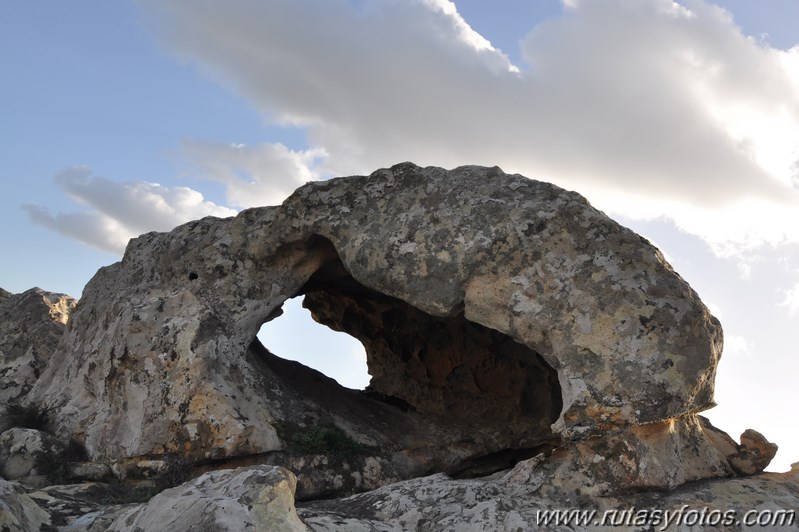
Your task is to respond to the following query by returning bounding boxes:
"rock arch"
[29,163,723,496]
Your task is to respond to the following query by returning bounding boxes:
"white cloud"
[138,0,799,258]
[179,141,326,209]
[25,166,236,254]
[723,334,751,357]
[779,281,799,316]
[24,204,133,254]
[705,301,723,319]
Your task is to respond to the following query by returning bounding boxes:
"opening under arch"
[257,297,371,390]
[246,235,563,480]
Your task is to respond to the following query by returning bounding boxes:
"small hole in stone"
[257,297,370,390]
[188,272,198,281]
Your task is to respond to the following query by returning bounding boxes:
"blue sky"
[2,0,798,471]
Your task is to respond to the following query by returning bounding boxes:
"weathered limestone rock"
[26,482,129,530]
[0,287,76,430]
[29,163,727,494]
[526,414,735,496]
[0,427,59,481]
[700,416,779,476]
[0,478,51,532]
[732,429,779,475]
[106,466,307,532]
[300,461,799,531]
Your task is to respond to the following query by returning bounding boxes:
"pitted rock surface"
[105,466,307,532]
[29,163,725,493]
[298,461,799,531]
[0,428,60,481]
[0,287,76,426]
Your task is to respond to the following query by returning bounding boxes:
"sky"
[1,0,798,472]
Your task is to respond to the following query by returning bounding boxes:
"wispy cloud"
[25,166,236,254]
[179,141,326,209]
[138,0,799,257]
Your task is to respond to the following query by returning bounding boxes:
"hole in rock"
[257,297,371,390]
[249,236,563,480]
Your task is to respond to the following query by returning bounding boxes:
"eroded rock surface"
[0,287,76,430]
[0,427,59,481]
[29,163,727,494]
[0,478,51,532]
[105,466,307,532]
[299,461,799,531]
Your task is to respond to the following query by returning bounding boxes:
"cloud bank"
[134,0,799,256]
[25,166,236,253]
[30,0,799,257]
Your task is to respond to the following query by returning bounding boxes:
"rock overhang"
[28,162,724,494]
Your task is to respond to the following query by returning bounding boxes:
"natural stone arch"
[29,163,724,495]
[293,236,563,450]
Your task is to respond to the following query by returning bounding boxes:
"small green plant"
[274,421,368,456]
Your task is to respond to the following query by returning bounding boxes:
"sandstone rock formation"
[0,287,75,431]
[26,163,732,495]
[1,163,795,530]
[104,466,307,532]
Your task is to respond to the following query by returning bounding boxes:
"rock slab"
[106,466,307,532]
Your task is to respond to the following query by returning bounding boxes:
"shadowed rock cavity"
[250,237,563,484]
[298,243,562,442]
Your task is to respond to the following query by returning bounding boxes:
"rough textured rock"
[29,163,729,493]
[0,427,59,481]
[731,429,779,476]
[2,463,795,531]
[530,415,735,495]
[0,478,51,532]
[0,287,75,430]
[26,482,131,530]
[300,461,799,531]
[700,416,779,476]
[105,466,307,532]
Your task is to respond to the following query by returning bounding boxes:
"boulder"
[105,466,307,532]
[0,427,59,482]
[0,287,75,430]
[731,429,779,475]
[29,163,727,493]
[700,417,779,476]
[0,478,51,532]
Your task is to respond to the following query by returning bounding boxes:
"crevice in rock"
[447,444,560,479]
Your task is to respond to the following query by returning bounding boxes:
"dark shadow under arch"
[248,235,563,489]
